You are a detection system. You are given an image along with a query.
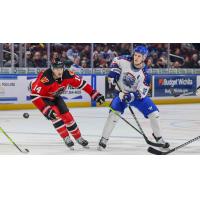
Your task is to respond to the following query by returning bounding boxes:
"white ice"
[0,104,200,155]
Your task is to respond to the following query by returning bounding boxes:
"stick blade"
[21,149,30,154]
[147,147,164,155]
[25,148,29,153]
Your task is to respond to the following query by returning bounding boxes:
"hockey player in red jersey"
[30,60,105,150]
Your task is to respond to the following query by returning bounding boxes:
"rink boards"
[0,74,200,110]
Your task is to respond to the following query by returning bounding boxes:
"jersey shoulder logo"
[40,76,49,84]
[63,70,75,79]
[68,70,75,76]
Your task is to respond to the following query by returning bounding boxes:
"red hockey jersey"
[30,68,96,111]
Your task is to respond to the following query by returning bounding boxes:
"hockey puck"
[23,113,29,119]
[25,149,29,152]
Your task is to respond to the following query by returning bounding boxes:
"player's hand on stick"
[42,106,57,120]
[91,90,105,105]
[95,93,105,105]
[119,92,134,103]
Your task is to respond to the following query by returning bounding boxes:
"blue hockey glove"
[108,68,121,85]
[119,92,135,103]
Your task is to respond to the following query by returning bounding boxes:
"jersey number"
[33,85,42,93]
[74,75,81,81]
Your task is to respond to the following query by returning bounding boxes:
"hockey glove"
[119,92,135,103]
[108,69,121,85]
[91,90,105,105]
[42,106,57,120]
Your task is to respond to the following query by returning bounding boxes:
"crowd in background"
[146,43,200,68]
[2,43,200,68]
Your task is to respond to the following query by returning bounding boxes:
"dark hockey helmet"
[51,59,64,69]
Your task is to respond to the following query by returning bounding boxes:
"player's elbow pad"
[108,68,121,80]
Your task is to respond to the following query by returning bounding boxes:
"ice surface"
[0,104,200,155]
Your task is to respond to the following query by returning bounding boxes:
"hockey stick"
[109,107,164,147]
[0,127,29,154]
[110,81,165,147]
[170,86,200,97]
[148,135,200,155]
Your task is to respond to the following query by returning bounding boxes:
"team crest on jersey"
[122,72,136,88]
[50,86,66,97]
[40,76,49,84]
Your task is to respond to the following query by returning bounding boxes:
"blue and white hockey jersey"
[110,55,151,99]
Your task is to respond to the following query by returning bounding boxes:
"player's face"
[52,68,64,79]
[133,52,144,68]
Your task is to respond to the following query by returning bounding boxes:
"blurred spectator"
[171,48,183,62]
[59,50,67,64]
[2,43,200,69]
[24,51,33,67]
[31,51,46,68]
[151,52,159,66]
[81,59,88,68]
[3,43,11,51]
[80,45,91,60]
[172,61,182,68]
[3,53,11,67]
[51,51,59,63]
[146,57,153,68]
[42,54,47,66]
[93,43,128,68]
[29,43,46,52]
[118,43,131,55]
[182,56,190,68]
[155,57,167,68]
[66,44,79,62]
[60,51,67,62]
[70,57,81,71]
[186,53,200,68]
[157,44,166,56]
[81,56,90,68]
[93,51,101,68]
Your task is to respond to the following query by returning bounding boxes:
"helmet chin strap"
[135,61,143,68]
[132,58,145,68]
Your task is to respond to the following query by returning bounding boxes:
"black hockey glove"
[42,106,57,120]
[91,90,105,105]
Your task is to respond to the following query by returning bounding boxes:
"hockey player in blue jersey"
[98,45,170,150]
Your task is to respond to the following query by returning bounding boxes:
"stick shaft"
[173,135,200,152]
[170,85,200,97]
[0,127,23,152]
[109,107,142,135]
[115,81,146,135]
